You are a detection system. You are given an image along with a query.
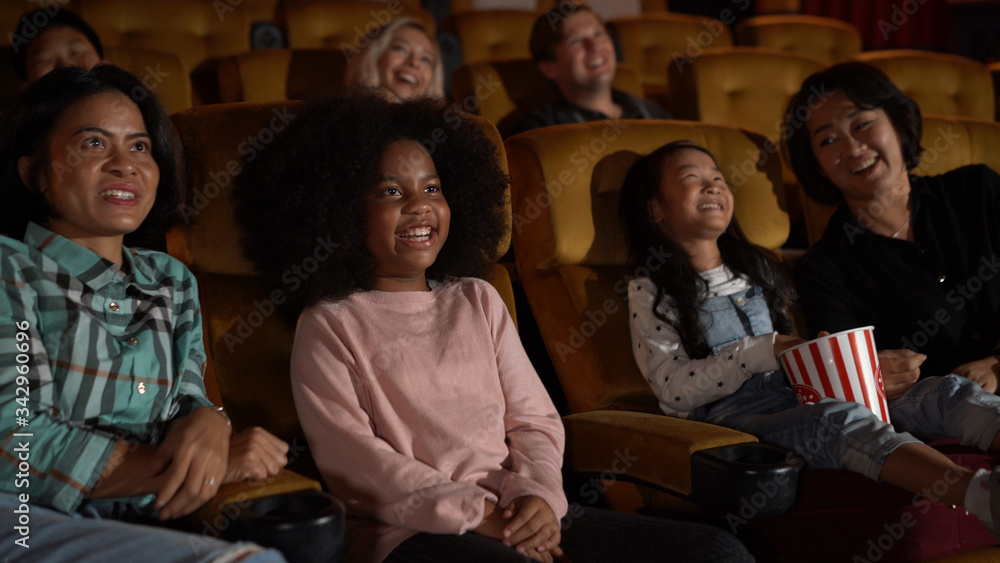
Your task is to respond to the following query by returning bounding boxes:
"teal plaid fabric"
[0,223,212,513]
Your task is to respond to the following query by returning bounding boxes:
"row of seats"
[4,1,997,123]
[456,45,996,249]
[167,99,1000,559]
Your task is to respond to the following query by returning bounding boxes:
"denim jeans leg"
[890,374,1000,450]
[0,494,286,563]
[733,398,920,480]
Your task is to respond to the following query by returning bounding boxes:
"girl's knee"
[808,399,876,431]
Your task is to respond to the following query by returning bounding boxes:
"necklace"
[890,215,911,239]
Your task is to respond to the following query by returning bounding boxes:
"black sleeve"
[795,250,870,338]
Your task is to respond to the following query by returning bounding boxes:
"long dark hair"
[0,64,181,244]
[619,141,794,358]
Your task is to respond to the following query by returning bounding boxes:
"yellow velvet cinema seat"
[447,10,536,65]
[103,46,192,114]
[608,12,734,106]
[238,0,280,25]
[668,46,826,142]
[450,58,643,136]
[986,61,1000,121]
[505,119,788,513]
[168,102,324,525]
[167,102,518,486]
[799,115,1000,245]
[754,0,801,14]
[74,0,250,104]
[75,0,250,74]
[216,48,349,103]
[281,0,435,50]
[735,14,862,65]
[852,49,995,121]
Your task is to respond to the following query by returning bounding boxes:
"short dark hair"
[9,7,104,81]
[233,89,509,322]
[781,61,923,206]
[529,2,600,63]
[0,65,182,243]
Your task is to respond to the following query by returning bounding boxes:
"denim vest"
[688,284,792,425]
[700,285,774,354]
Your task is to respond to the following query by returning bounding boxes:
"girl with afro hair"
[233,89,754,563]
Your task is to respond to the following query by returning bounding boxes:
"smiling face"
[19,91,158,256]
[806,89,909,204]
[366,139,450,292]
[649,148,733,245]
[540,10,616,95]
[25,25,101,83]
[376,26,437,100]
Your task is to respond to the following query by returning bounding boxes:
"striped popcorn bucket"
[777,326,890,423]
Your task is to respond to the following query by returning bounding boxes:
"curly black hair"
[233,89,509,322]
[619,141,795,359]
[781,61,923,206]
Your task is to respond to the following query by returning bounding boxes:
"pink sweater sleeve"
[483,286,569,519]
[291,308,492,534]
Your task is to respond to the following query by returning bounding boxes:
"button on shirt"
[0,223,212,513]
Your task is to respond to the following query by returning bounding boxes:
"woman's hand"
[224,427,289,483]
[146,407,231,519]
[502,496,562,559]
[878,349,925,400]
[952,355,1000,393]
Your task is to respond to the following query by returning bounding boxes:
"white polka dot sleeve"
[627,278,780,417]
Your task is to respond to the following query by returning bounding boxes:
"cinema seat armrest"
[562,410,757,495]
[182,469,322,531]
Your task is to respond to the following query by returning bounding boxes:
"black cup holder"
[225,490,345,563]
[690,442,803,519]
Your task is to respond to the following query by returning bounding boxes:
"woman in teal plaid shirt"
[0,65,287,561]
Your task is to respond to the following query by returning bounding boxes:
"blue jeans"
[0,494,286,562]
[689,285,1000,480]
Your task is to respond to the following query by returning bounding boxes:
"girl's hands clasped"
[476,497,568,562]
[502,496,564,561]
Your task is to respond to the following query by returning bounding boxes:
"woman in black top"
[784,62,1000,399]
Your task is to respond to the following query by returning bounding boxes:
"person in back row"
[509,2,671,137]
[343,17,445,102]
[10,7,104,85]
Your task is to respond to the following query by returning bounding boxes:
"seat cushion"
[853,50,994,121]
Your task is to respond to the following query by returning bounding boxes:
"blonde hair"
[343,17,444,99]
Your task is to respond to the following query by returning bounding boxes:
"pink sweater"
[291,278,568,562]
